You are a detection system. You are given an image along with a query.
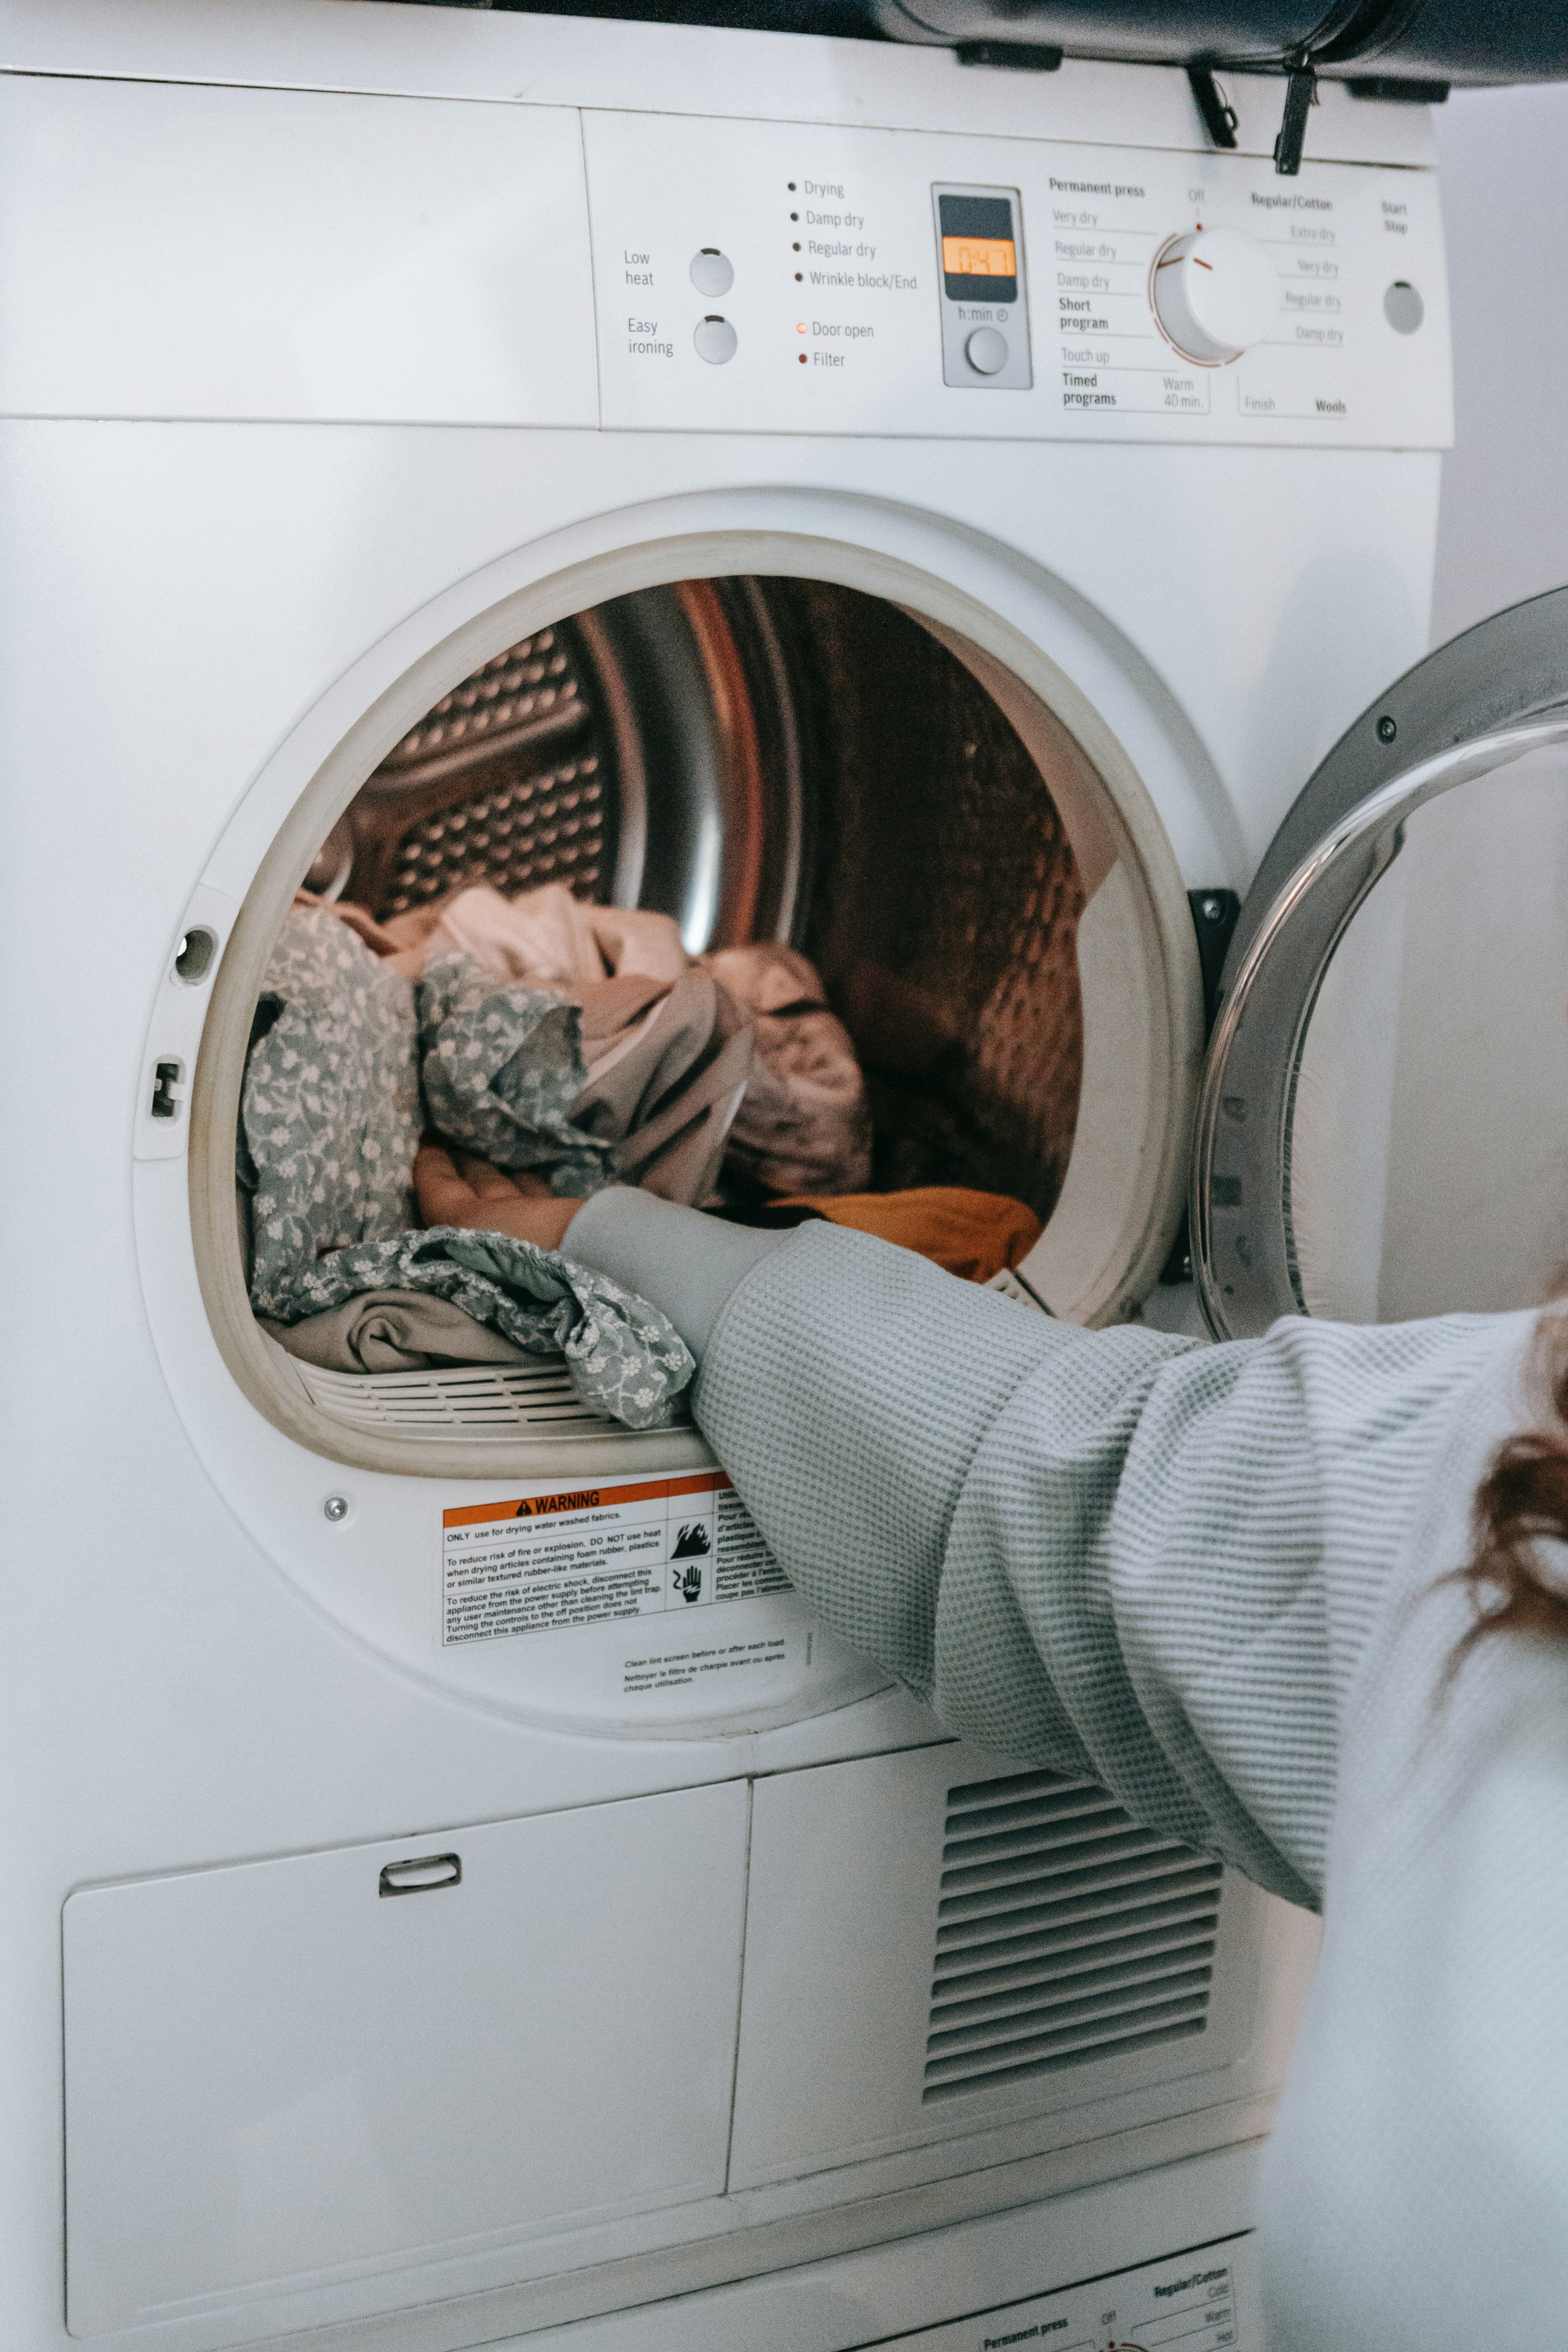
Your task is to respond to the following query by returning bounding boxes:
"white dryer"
[3,4,1549,2348]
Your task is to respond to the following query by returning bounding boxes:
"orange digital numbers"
[942,234,1017,278]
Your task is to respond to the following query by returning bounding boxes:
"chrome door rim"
[1192,709,1568,1340]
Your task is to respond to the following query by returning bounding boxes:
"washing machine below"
[5,4,1561,2349]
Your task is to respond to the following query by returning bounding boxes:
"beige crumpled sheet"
[409,889,873,1197]
[574,968,753,1203]
[378,883,690,997]
[326,882,871,1200]
[261,1288,530,1374]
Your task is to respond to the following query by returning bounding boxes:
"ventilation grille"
[382,753,607,915]
[924,1769,1224,2104]
[287,1357,671,1442]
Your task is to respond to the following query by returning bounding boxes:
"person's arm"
[695,1227,1535,1911]
[414,1148,1528,1909]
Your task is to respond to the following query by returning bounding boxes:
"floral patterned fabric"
[240,906,694,1429]
[241,904,423,1312]
[259,1227,693,1429]
[416,950,615,1197]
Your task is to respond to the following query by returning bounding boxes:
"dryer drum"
[210,560,1202,1482]
[304,578,1088,1217]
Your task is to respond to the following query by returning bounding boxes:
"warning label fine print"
[441,1473,791,1647]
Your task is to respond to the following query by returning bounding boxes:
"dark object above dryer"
[474,0,1568,175]
[484,0,886,31]
[865,0,1568,87]
[480,0,1568,88]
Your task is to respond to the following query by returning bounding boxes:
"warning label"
[441,1473,791,1647]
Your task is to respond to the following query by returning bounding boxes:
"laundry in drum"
[241,618,1062,1419]
[240,901,695,1430]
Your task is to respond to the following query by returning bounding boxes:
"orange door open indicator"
[940,234,1017,279]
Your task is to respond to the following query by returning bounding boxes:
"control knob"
[1150,226,1279,365]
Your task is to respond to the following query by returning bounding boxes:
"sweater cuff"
[565,1186,794,1358]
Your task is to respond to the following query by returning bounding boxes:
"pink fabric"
[389,883,690,996]
[702,944,873,1196]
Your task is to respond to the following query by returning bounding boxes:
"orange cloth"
[775,1187,1042,1284]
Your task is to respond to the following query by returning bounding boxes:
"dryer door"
[1193,586,1568,1340]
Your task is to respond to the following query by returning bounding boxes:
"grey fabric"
[567,1194,1567,2348]
[569,1185,790,1358]
[1260,1611,1568,2352]
[260,1289,531,1374]
[256,1226,694,1429]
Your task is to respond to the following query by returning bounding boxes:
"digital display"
[941,234,1016,281]
[938,192,1020,301]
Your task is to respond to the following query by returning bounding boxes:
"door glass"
[1290,741,1568,1322]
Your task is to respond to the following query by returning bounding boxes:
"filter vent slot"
[284,1358,668,1442]
[924,1768,1223,2103]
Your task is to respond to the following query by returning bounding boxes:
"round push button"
[965,326,1009,376]
[694,315,738,365]
[690,248,734,298]
[1383,279,1424,334]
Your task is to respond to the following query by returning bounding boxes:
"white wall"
[1292,89,1568,1324]
[1431,84,1568,646]
[1378,748,1568,1318]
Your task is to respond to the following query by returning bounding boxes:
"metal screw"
[1376,714,1398,743]
[322,1496,349,1523]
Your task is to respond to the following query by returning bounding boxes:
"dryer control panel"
[582,109,1450,447]
[0,74,1448,447]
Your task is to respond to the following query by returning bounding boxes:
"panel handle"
[379,1853,461,1897]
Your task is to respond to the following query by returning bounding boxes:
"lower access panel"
[865,2232,1258,2349]
[62,1782,749,2337]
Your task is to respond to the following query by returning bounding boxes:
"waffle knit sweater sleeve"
[570,1197,1568,2348]
[571,1201,1529,1907]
